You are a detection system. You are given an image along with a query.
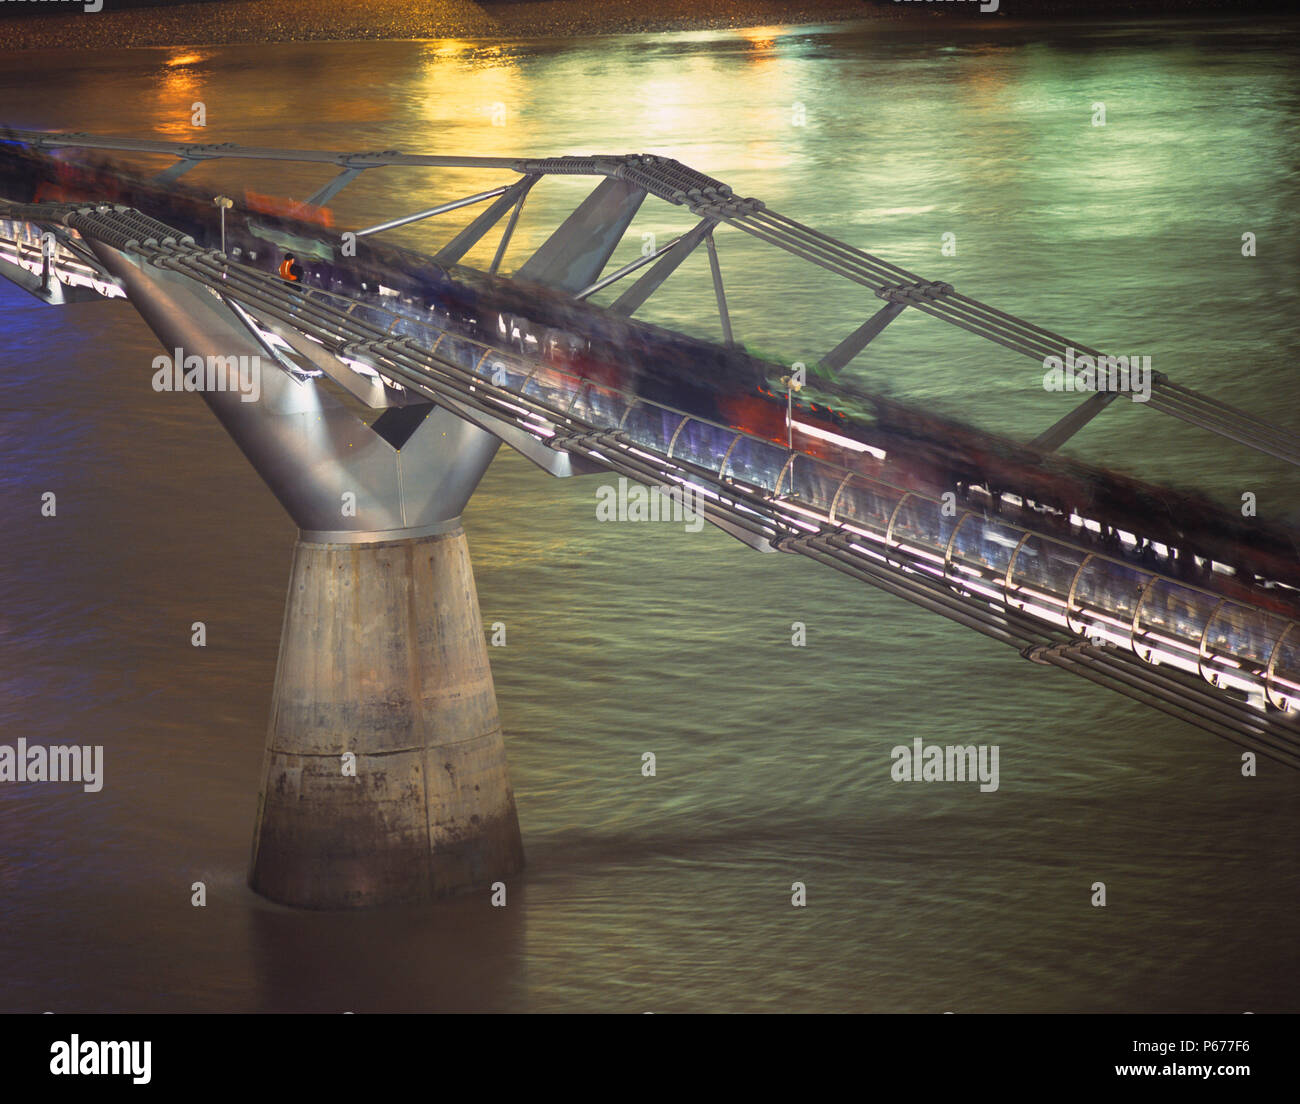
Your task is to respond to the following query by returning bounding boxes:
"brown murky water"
[0,18,1297,1011]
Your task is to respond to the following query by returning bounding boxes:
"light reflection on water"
[0,18,1297,1012]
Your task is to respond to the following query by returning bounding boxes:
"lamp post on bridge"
[781,370,803,451]
[212,195,233,256]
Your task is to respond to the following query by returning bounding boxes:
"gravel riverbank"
[0,0,884,51]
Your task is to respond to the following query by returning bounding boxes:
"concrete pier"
[82,239,525,909]
[250,527,524,909]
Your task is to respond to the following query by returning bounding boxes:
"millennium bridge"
[2,129,1296,907]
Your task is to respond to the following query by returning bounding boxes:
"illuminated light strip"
[338,356,379,376]
[775,500,831,525]
[838,520,890,546]
[957,580,1011,606]
[516,407,553,426]
[1140,628,1202,655]
[625,445,672,465]
[982,530,1023,551]
[0,251,126,297]
[766,501,822,530]
[852,546,892,567]
[1082,612,1133,633]
[892,542,945,569]
[1006,584,1069,611]
[489,397,538,419]
[916,561,952,584]
[791,419,886,460]
[1139,631,1201,660]
[873,533,1293,701]
[777,515,823,536]
[3,254,96,280]
[1010,601,1070,628]
[1150,651,1202,675]
[732,498,775,520]
[944,560,989,586]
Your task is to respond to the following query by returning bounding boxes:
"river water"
[0,16,1297,1012]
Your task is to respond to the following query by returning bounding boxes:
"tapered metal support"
[87,240,523,908]
[1032,389,1120,451]
[355,186,512,239]
[515,177,647,293]
[435,176,538,266]
[306,166,367,207]
[609,216,715,317]
[152,157,203,186]
[705,231,733,347]
[818,300,907,373]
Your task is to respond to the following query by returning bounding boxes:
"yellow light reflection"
[152,50,215,137]
[428,39,473,60]
[415,41,524,159]
[741,26,783,51]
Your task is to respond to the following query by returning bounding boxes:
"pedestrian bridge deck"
[2,199,1297,770]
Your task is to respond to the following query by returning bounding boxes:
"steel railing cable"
[710,207,1300,465]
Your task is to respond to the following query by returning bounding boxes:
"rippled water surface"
[0,17,1297,1012]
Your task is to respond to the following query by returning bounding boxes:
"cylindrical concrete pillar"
[249,527,524,909]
